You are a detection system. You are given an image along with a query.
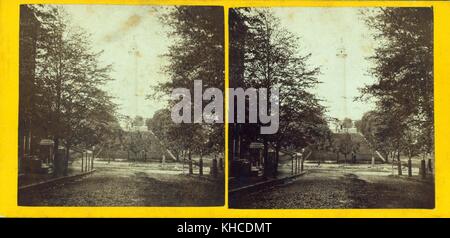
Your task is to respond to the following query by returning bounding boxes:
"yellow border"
[1,0,449,218]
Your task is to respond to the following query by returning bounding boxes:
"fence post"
[91,153,94,171]
[86,151,89,172]
[294,154,297,174]
[81,152,84,172]
[301,157,304,172]
[291,156,294,175]
[296,155,299,174]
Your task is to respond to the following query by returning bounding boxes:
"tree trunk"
[211,157,218,177]
[428,158,433,173]
[199,153,203,176]
[408,157,412,177]
[421,159,426,178]
[274,143,280,177]
[263,138,269,178]
[188,150,193,175]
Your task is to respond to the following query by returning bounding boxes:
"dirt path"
[230,166,434,209]
[19,165,224,207]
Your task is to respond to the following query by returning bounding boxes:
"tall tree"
[19,5,40,171]
[361,8,434,161]
[31,6,116,176]
[230,8,327,176]
[151,6,225,157]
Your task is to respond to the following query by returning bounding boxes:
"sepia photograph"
[18,4,225,206]
[228,7,435,209]
[2,0,450,222]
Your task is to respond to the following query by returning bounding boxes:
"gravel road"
[230,166,434,209]
[19,163,224,207]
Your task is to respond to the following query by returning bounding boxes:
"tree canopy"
[22,5,118,175]
[149,6,225,157]
[360,7,434,160]
[230,8,330,175]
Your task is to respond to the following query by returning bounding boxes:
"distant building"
[130,125,148,132]
[328,118,357,134]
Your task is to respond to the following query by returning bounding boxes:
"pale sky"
[62,5,172,120]
[61,5,377,122]
[273,7,377,120]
